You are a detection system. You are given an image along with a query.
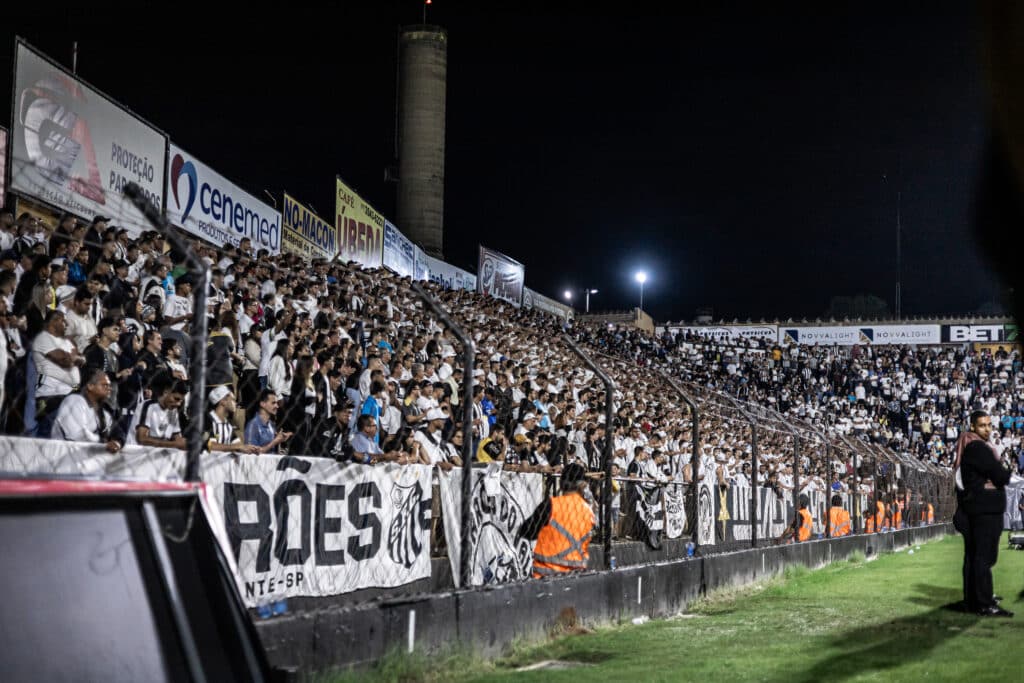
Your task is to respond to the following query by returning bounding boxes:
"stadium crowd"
[0,207,990,541]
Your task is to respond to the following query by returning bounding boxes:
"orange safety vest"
[829,507,851,537]
[875,501,885,531]
[864,513,875,533]
[894,501,903,530]
[920,503,934,524]
[797,508,813,542]
[532,493,596,578]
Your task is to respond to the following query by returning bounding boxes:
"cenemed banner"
[166,143,281,254]
[383,221,415,278]
[477,245,525,306]
[10,41,167,236]
[282,193,335,260]
[335,176,383,268]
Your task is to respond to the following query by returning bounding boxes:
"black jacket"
[960,440,1011,516]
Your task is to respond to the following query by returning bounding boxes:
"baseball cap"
[522,412,537,421]
[209,386,233,405]
[425,407,447,422]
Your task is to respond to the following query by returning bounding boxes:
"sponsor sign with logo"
[166,144,280,254]
[669,325,778,342]
[477,245,525,306]
[522,287,573,320]
[335,177,383,269]
[10,41,167,236]
[282,193,335,260]
[382,221,416,278]
[941,324,1015,343]
[780,324,941,346]
[422,253,476,291]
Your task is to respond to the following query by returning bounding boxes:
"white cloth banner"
[11,42,167,236]
[438,465,544,588]
[206,456,432,606]
[0,438,432,606]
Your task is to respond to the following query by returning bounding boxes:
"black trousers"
[953,507,972,606]
[965,511,1003,610]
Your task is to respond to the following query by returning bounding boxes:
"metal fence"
[0,182,956,613]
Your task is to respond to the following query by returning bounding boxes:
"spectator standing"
[32,310,84,437]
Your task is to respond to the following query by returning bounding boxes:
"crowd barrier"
[0,435,957,611]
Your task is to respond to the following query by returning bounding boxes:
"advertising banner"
[423,253,476,291]
[438,465,544,588]
[780,325,941,346]
[282,192,335,261]
[383,221,416,278]
[10,41,167,236]
[335,177,383,268]
[477,245,525,306]
[0,127,7,208]
[522,288,573,321]
[941,324,1015,343]
[413,246,431,281]
[166,143,280,254]
[669,325,778,342]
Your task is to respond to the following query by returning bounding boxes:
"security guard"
[828,495,852,537]
[780,494,814,543]
[519,463,597,578]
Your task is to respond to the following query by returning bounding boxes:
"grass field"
[334,534,1024,682]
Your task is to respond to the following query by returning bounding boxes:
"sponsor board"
[422,253,476,291]
[382,221,416,278]
[780,325,941,346]
[10,41,167,236]
[941,324,1016,343]
[522,287,573,320]
[669,325,778,342]
[477,245,525,306]
[166,144,280,254]
[282,193,335,261]
[335,177,383,268]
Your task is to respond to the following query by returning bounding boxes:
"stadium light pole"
[565,288,598,312]
[635,271,647,311]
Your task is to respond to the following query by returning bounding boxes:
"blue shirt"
[351,431,383,458]
[360,395,381,444]
[245,415,277,452]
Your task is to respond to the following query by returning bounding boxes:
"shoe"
[977,606,1014,617]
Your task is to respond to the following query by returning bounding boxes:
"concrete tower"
[397,25,447,259]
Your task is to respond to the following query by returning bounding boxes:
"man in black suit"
[959,410,1013,617]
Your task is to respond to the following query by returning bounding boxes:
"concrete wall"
[256,524,951,673]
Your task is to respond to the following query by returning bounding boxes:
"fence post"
[410,283,475,588]
[722,394,758,548]
[562,334,617,569]
[123,182,208,483]
[659,371,701,546]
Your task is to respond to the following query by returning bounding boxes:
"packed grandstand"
[0,38,1014,628]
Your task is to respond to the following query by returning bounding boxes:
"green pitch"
[334,534,1024,682]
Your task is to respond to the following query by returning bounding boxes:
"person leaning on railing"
[52,366,124,453]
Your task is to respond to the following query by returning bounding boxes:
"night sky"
[0,2,1004,322]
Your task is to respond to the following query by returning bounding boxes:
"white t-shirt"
[64,309,96,353]
[163,294,193,331]
[53,394,109,443]
[32,331,80,397]
[414,428,446,465]
[126,398,181,445]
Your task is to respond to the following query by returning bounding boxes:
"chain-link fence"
[0,175,956,616]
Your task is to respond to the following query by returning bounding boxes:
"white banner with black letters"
[438,465,545,588]
[207,456,432,606]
